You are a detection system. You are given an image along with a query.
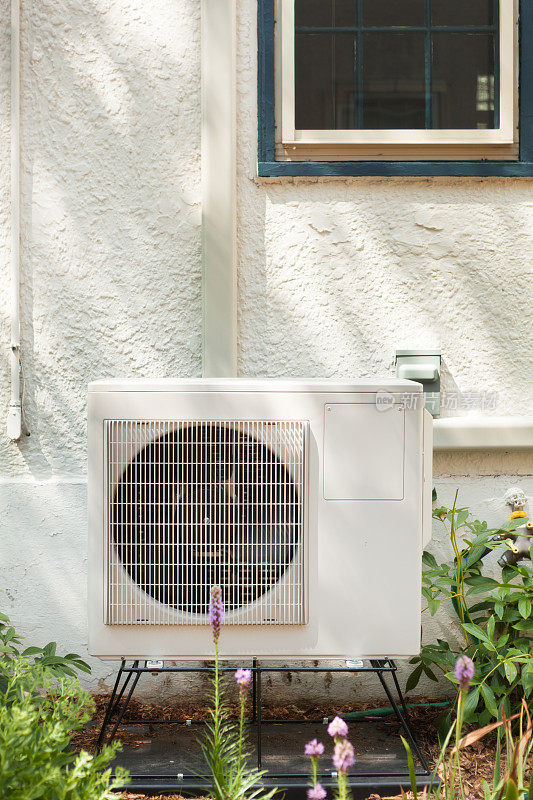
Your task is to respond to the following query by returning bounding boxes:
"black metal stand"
[96,659,432,797]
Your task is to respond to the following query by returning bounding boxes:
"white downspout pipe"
[8,0,22,441]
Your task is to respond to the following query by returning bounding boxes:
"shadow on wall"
[7,0,203,480]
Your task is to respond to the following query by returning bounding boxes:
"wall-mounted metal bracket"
[395,350,441,416]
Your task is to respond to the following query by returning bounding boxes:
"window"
[257,0,533,175]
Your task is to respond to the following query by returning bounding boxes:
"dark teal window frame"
[258,0,533,177]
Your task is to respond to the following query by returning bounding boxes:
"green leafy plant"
[403,670,533,800]
[407,493,533,727]
[201,585,277,800]
[0,609,91,680]
[0,656,126,800]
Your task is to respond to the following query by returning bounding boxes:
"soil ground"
[74,695,531,800]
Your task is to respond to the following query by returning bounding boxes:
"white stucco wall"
[0,0,532,703]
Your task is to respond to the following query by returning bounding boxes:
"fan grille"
[105,420,307,625]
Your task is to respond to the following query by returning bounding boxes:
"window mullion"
[355,0,363,128]
[494,0,500,128]
[425,0,433,129]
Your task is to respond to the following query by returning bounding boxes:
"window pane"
[362,33,426,128]
[295,0,355,28]
[363,0,425,27]
[295,34,355,128]
[432,33,495,128]
[432,0,495,27]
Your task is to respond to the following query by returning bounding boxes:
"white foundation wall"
[0,0,532,703]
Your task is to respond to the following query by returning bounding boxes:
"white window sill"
[433,416,533,451]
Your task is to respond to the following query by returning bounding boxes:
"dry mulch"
[75,695,531,800]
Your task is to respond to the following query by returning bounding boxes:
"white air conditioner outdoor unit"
[88,379,433,661]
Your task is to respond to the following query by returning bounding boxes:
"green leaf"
[479,682,498,717]
[422,664,439,682]
[433,506,448,520]
[400,736,418,800]
[422,586,433,602]
[42,641,57,656]
[502,566,516,584]
[463,686,481,718]
[512,619,533,631]
[462,623,496,650]
[422,551,438,569]
[464,575,500,590]
[504,660,518,684]
[428,596,440,616]
[73,660,91,674]
[493,728,501,787]
[486,615,496,640]
[406,663,423,693]
[21,646,44,656]
[503,778,519,800]
[495,634,509,649]
[521,664,533,696]
[518,597,531,619]
[456,508,469,527]
[495,602,504,620]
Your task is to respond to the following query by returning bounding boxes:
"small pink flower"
[307,784,327,800]
[327,715,349,739]
[209,585,224,643]
[454,656,475,689]
[235,668,252,691]
[333,738,355,774]
[305,739,325,757]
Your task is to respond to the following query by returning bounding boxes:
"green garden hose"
[327,701,451,723]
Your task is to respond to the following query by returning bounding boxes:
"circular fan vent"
[112,423,299,615]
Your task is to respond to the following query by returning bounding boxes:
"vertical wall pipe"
[8,0,22,440]
[201,0,237,378]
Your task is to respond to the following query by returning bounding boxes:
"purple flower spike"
[327,716,349,739]
[333,738,355,774]
[454,655,475,689]
[305,739,325,757]
[307,784,327,800]
[209,585,224,643]
[235,668,252,692]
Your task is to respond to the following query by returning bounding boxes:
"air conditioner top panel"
[88,377,422,393]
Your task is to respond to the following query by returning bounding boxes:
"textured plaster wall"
[0,0,532,703]
[0,0,202,483]
[236,0,533,410]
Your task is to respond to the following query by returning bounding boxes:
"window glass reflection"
[432,33,495,128]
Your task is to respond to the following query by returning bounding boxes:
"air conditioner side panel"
[87,393,106,658]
